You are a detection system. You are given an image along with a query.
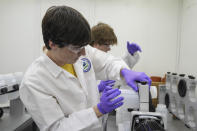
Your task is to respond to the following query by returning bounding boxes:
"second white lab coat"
[19,45,129,131]
[122,51,140,69]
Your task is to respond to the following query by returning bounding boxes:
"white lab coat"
[122,51,140,69]
[97,51,140,86]
[19,45,129,131]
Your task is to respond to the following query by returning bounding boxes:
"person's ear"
[49,40,57,49]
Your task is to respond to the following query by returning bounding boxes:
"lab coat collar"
[42,54,63,78]
[74,56,89,96]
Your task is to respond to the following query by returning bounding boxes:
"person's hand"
[121,68,151,92]
[97,87,124,114]
[98,80,116,93]
[127,41,142,55]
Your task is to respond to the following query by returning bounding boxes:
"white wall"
[0,0,41,74]
[178,0,197,77]
[0,0,183,77]
[93,0,180,77]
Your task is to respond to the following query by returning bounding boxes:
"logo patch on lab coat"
[81,58,91,72]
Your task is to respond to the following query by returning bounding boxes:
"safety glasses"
[66,45,85,54]
[103,41,114,47]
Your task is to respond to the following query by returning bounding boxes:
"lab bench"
[0,108,37,131]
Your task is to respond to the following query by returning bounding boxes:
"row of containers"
[158,72,197,130]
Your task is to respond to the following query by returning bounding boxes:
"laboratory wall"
[0,0,41,73]
[93,0,180,77]
[178,0,197,77]
[0,0,185,78]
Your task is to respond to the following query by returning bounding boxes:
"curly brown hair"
[90,23,117,46]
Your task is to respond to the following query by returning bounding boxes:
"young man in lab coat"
[19,6,151,131]
[90,23,141,91]
[90,23,141,70]
[90,23,155,129]
[90,23,155,110]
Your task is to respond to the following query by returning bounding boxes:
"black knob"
[172,73,177,75]
[127,108,133,112]
[141,81,147,85]
[178,79,187,97]
[1,87,8,94]
[136,81,147,85]
[13,84,19,90]
[136,80,141,83]
[179,74,185,77]
[0,108,3,118]
[188,75,195,79]
[165,93,170,109]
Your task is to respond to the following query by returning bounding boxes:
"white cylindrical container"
[156,104,168,129]
[166,72,172,90]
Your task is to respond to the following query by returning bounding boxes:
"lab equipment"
[116,86,139,125]
[116,81,167,131]
[130,82,166,131]
[185,102,197,130]
[0,72,24,118]
[171,73,179,94]
[156,104,168,128]
[127,41,142,55]
[158,78,178,119]
[164,72,197,130]
[176,74,187,121]
[165,72,172,91]
[187,75,196,102]
[177,74,187,98]
[158,84,166,104]
[0,72,34,131]
[184,76,197,130]
[165,72,178,116]
[168,72,179,117]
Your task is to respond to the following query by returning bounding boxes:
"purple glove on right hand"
[127,41,142,55]
[98,80,116,93]
[97,87,124,114]
[121,68,152,92]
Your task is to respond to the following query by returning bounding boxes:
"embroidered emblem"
[81,58,91,72]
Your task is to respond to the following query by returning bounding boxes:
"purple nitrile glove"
[121,68,151,92]
[98,80,116,93]
[97,87,124,114]
[127,41,142,55]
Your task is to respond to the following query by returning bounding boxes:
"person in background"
[90,23,141,91]
[90,23,141,70]
[19,6,151,131]
[90,22,155,112]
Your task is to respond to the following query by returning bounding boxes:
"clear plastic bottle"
[156,104,168,129]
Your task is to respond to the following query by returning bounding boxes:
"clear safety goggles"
[66,45,85,54]
[103,42,114,47]
[103,43,111,47]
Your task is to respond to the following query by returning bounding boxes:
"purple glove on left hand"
[97,87,124,114]
[121,68,151,92]
[127,41,142,55]
[98,80,116,93]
